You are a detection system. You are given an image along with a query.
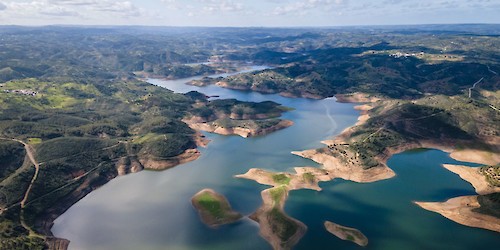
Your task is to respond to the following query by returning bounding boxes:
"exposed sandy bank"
[353,104,372,126]
[194,131,210,147]
[335,93,382,103]
[236,167,329,191]
[449,149,500,166]
[415,196,500,233]
[292,149,395,183]
[443,164,500,195]
[116,156,144,175]
[187,120,293,138]
[138,148,201,170]
[324,221,368,247]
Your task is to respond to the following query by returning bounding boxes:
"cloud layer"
[0,0,498,26]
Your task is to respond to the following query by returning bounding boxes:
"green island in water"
[191,189,242,228]
[0,25,498,249]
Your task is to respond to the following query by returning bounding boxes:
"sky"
[0,0,498,27]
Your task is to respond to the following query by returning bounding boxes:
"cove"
[52,69,500,249]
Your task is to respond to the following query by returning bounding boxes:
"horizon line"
[1,22,499,29]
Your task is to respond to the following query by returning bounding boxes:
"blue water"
[52,69,500,250]
[290,149,496,250]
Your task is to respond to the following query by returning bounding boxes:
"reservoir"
[52,68,500,249]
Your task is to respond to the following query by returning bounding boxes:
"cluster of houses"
[2,88,38,96]
[390,51,425,58]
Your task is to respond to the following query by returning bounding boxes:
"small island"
[191,189,242,228]
[324,221,368,247]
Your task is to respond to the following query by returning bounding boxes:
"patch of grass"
[346,235,355,242]
[132,133,160,144]
[192,190,242,227]
[27,138,42,145]
[302,172,315,184]
[272,174,291,185]
[269,186,287,204]
[196,192,224,218]
[269,207,298,242]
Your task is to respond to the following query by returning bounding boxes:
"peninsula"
[294,91,499,184]
[235,169,320,249]
[235,167,369,249]
[416,164,500,233]
[183,97,293,138]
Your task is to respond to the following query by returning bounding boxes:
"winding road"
[0,137,42,237]
[468,77,484,98]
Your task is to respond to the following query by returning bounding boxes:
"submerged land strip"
[324,221,369,247]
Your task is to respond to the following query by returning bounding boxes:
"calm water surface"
[52,68,500,249]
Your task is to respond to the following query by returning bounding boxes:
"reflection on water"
[52,69,500,250]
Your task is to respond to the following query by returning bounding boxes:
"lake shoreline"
[415,195,500,233]
[42,145,204,249]
[415,164,500,233]
[186,119,294,138]
[294,93,499,184]
[49,84,499,249]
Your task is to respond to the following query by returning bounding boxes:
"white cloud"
[40,5,79,16]
[271,0,346,16]
[269,0,500,17]
[92,1,140,15]
[48,0,99,6]
[2,0,144,21]
[161,0,245,14]
[200,0,244,13]
[0,0,499,26]
[161,0,181,10]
